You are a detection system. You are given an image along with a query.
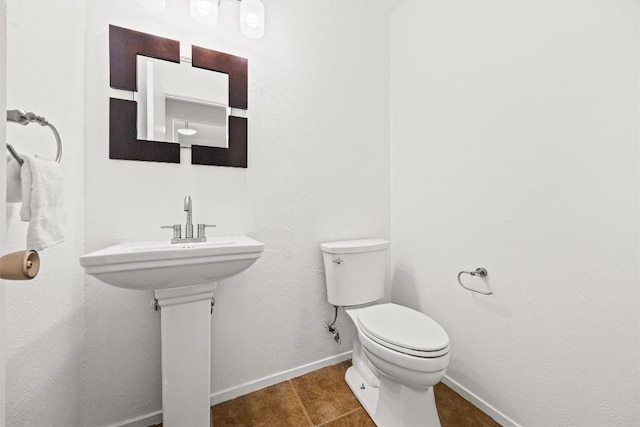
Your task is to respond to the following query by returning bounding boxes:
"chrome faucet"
[184,195,194,239]
[161,196,216,244]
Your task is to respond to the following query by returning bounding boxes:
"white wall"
[390,1,639,426]
[0,0,6,424]
[83,0,390,424]
[9,1,635,425]
[4,0,86,425]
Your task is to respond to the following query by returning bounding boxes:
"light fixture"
[177,122,198,136]
[240,0,265,39]
[190,0,219,26]
[136,0,166,12]
[137,0,265,40]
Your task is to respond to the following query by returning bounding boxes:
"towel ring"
[457,267,493,295]
[6,109,62,165]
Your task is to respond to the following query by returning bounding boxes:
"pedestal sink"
[80,236,264,426]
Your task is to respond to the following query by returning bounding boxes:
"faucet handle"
[197,224,216,239]
[161,224,182,240]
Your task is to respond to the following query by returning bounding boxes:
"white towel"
[19,154,66,250]
[6,155,22,203]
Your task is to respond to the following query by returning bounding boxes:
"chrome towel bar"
[457,267,493,295]
[6,109,62,165]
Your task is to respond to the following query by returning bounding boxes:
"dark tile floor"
[209,360,500,426]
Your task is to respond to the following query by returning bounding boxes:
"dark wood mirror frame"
[109,25,249,167]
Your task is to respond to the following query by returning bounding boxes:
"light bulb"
[190,0,219,26]
[246,13,260,28]
[240,0,265,39]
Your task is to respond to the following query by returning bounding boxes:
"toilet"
[321,239,450,427]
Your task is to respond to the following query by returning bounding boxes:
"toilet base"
[346,366,441,427]
[346,366,379,418]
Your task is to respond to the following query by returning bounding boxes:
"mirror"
[109,25,248,167]
[135,56,230,149]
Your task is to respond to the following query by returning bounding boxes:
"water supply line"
[325,305,341,344]
[150,296,216,313]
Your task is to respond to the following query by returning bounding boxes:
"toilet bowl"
[347,305,449,426]
[321,239,450,426]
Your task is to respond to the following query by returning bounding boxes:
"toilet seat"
[357,303,449,358]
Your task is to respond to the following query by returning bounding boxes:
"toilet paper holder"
[0,250,40,280]
[457,267,493,295]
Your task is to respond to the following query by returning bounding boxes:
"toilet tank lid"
[320,239,390,254]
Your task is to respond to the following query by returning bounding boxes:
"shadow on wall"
[470,290,513,318]
[6,308,83,425]
[457,271,513,318]
[391,263,421,310]
[392,263,513,318]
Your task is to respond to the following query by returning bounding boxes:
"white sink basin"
[79,235,264,290]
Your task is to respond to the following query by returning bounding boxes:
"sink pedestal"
[154,283,217,427]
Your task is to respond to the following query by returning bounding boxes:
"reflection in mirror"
[135,55,229,148]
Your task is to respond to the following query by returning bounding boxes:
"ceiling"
[348,0,405,14]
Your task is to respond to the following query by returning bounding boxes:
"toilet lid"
[358,304,449,354]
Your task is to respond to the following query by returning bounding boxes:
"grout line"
[315,408,362,426]
[288,379,314,427]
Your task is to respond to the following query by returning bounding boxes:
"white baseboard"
[441,375,521,427]
[113,410,162,427]
[117,351,352,427]
[210,350,352,405]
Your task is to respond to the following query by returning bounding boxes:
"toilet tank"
[320,239,390,306]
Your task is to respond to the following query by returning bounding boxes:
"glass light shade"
[240,0,265,39]
[177,122,198,136]
[177,128,197,136]
[190,0,219,26]
[136,0,166,11]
